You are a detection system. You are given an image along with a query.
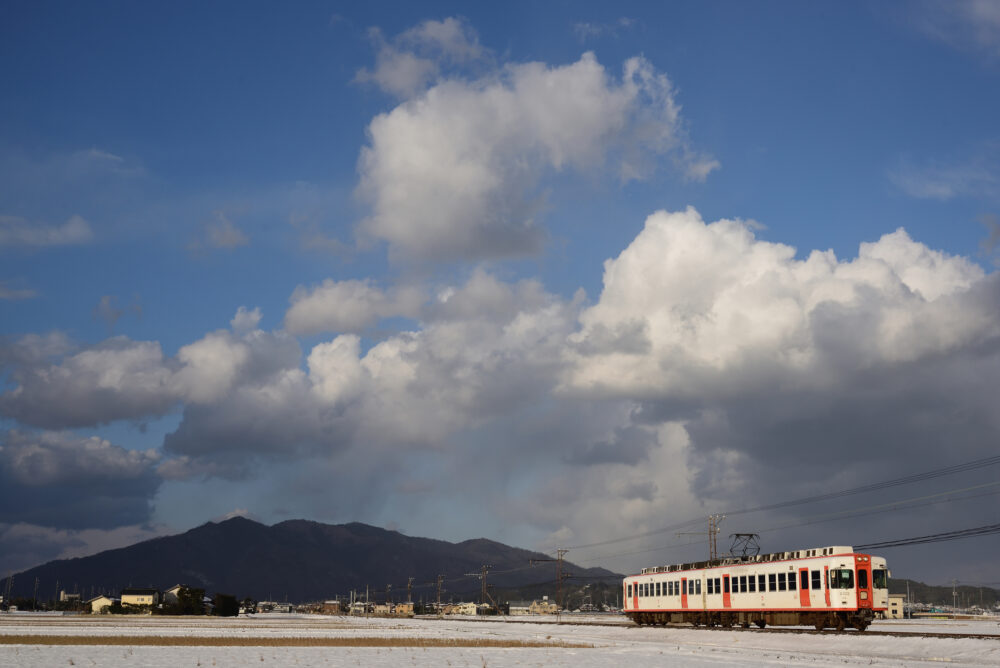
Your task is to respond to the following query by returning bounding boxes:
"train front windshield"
[829,569,855,589]
[872,569,888,589]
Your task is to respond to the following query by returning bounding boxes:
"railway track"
[424,615,1000,640]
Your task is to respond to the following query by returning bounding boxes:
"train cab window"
[858,569,868,589]
[788,573,796,591]
[829,569,855,589]
[778,573,787,591]
[811,570,821,590]
[800,571,809,590]
[627,584,632,598]
[873,569,888,589]
[768,573,776,591]
[748,575,756,592]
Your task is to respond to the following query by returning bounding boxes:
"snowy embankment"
[0,613,997,667]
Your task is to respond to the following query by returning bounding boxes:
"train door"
[681,577,688,609]
[823,566,831,607]
[855,557,873,610]
[722,574,731,608]
[798,568,810,607]
[632,581,638,610]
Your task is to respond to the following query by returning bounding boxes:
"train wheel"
[814,620,825,631]
[835,616,846,632]
[855,622,868,632]
[755,620,766,629]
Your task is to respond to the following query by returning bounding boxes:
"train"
[623,545,888,631]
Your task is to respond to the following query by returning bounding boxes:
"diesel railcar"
[623,545,888,631]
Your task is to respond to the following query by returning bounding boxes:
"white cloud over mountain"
[356,41,718,263]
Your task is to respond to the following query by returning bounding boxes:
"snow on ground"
[0,613,998,667]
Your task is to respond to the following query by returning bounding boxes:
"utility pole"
[530,549,571,612]
[407,577,414,604]
[677,515,725,561]
[952,579,958,611]
[33,578,39,611]
[464,565,496,611]
[436,575,445,616]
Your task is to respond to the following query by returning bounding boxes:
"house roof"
[121,588,159,595]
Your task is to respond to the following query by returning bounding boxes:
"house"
[394,602,414,617]
[121,588,161,607]
[162,584,185,606]
[443,602,477,616]
[508,600,532,615]
[87,595,116,613]
[529,598,558,614]
[887,594,906,619]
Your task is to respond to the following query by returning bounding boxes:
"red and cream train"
[623,545,889,631]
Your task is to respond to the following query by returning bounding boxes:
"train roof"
[638,545,855,575]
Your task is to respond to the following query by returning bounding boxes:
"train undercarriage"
[626,609,873,631]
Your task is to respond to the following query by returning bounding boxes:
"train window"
[736,575,744,592]
[778,573,787,591]
[723,577,729,594]
[873,569,887,589]
[655,582,661,597]
[858,570,868,589]
[768,573,776,592]
[689,580,695,595]
[748,575,756,592]
[788,573,796,590]
[627,584,632,598]
[707,579,713,595]
[811,570,821,590]
[829,569,855,589]
[800,571,809,590]
[758,575,766,591]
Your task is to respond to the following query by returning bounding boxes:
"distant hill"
[889,578,1000,609]
[0,518,619,603]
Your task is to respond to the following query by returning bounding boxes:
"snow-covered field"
[0,612,997,667]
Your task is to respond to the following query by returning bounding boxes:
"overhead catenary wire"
[562,453,1000,551]
[856,522,1000,550]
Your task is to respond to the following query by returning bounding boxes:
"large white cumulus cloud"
[357,50,718,262]
[565,207,995,398]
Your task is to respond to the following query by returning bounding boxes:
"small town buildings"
[887,594,906,619]
[86,595,116,613]
[394,602,414,617]
[443,602,477,615]
[121,588,161,607]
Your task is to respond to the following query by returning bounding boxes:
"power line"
[563,453,1000,551]
[856,523,1000,550]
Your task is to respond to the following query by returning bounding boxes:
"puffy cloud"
[565,207,993,398]
[357,48,717,262]
[284,279,425,335]
[0,214,93,247]
[0,316,299,429]
[230,306,262,333]
[0,430,161,529]
[356,17,485,98]
[0,337,177,428]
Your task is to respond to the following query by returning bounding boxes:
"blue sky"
[2,1,1000,584]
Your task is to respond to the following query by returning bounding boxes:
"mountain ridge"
[1,517,619,602]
